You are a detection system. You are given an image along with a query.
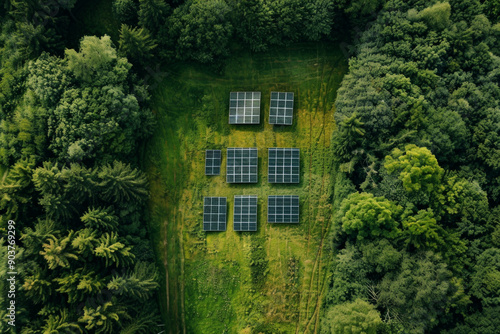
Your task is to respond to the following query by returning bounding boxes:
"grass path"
[144,43,347,333]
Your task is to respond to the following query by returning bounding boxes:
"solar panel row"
[206,148,300,183]
[205,150,221,175]
[269,92,294,125]
[268,148,300,183]
[226,148,258,183]
[229,91,294,125]
[203,197,227,231]
[268,195,299,223]
[233,195,258,231]
[203,195,300,231]
[229,92,261,124]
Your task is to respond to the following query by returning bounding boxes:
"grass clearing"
[144,43,347,333]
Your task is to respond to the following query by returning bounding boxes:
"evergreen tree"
[94,232,135,267]
[98,161,149,204]
[78,297,130,334]
[39,232,78,269]
[118,24,157,66]
[81,207,119,232]
[107,261,159,300]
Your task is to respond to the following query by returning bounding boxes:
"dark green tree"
[169,0,233,63]
[118,24,157,66]
[471,248,500,306]
[98,161,148,204]
[112,0,138,24]
[138,0,170,33]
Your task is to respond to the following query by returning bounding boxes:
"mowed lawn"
[144,43,347,334]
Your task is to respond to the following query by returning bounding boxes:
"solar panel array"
[269,92,294,125]
[203,197,227,231]
[227,148,258,183]
[268,148,300,183]
[205,150,221,175]
[268,196,299,223]
[229,92,261,124]
[233,195,258,231]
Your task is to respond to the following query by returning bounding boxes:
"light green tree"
[339,192,402,241]
[65,35,118,82]
[323,299,382,334]
[385,144,444,194]
[402,208,445,250]
[412,2,451,30]
[71,228,99,258]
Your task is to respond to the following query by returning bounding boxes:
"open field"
[144,43,347,333]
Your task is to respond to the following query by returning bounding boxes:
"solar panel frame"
[233,195,258,231]
[268,148,300,183]
[227,148,258,183]
[229,92,261,124]
[268,195,299,223]
[205,150,221,175]
[269,92,294,125]
[203,197,227,231]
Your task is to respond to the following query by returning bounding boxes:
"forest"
[0,0,499,333]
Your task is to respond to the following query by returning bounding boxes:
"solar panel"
[268,196,299,223]
[268,148,300,183]
[203,197,227,231]
[233,195,258,231]
[269,92,294,125]
[226,148,258,183]
[229,92,261,124]
[205,150,221,175]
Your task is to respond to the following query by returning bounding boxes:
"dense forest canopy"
[0,0,499,333]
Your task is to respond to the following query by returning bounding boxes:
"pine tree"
[60,164,97,203]
[22,266,53,304]
[41,309,82,334]
[71,228,99,258]
[54,268,106,303]
[118,309,160,334]
[0,158,35,219]
[81,207,119,232]
[78,297,130,334]
[32,161,63,195]
[98,161,148,204]
[138,0,169,33]
[94,232,135,267]
[118,24,157,66]
[107,261,159,300]
[40,232,78,269]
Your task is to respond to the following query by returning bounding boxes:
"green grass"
[144,43,347,334]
